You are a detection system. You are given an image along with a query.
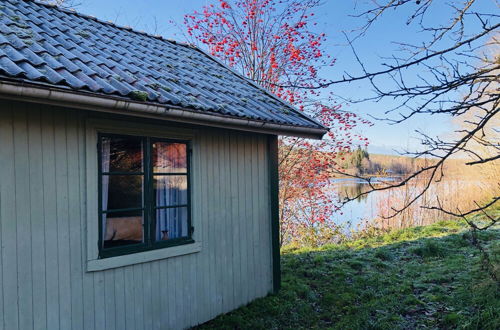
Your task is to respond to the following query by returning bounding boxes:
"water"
[327,176,487,233]
[328,177,391,231]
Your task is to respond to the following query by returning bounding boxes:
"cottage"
[0,1,326,329]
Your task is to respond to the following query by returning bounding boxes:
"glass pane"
[155,207,188,241]
[153,142,187,173]
[101,135,143,173]
[103,175,143,210]
[154,175,188,207]
[103,210,143,248]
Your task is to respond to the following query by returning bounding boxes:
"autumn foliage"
[185,0,369,245]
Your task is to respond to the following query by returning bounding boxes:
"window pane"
[155,207,188,241]
[153,142,187,173]
[154,175,188,207]
[103,175,143,210]
[103,210,143,248]
[101,135,143,173]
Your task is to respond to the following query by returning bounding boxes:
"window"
[98,133,193,258]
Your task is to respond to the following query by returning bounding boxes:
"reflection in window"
[153,142,187,173]
[101,135,144,249]
[99,134,191,257]
[102,135,143,173]
[153,142,189,243]
[105,175,144,210]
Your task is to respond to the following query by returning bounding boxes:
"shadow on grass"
[195,222,500,330]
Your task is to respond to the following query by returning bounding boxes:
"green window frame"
[98,132,194,258]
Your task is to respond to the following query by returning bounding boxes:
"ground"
[195,220,500,329]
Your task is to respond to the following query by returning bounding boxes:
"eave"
[0,80,328,139]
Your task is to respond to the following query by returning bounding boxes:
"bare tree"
[293,0,499,231]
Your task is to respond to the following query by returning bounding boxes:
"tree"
[184,0,369,245]
[350,146,369,169]
[291,1,499,231]
[302,1,498,279]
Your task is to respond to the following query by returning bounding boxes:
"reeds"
[371,158,499,230]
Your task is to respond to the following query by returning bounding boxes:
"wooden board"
[0,100,274,330]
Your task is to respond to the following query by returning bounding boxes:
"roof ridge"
[20,0,193,48]
[0,0,327,133]
[20,0,325,128]
[23,0,324,126]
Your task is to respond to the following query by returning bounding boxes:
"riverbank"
[195,220,500,329]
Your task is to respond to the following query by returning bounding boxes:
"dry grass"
[370,156,499,230]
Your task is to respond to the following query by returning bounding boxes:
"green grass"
[195,220,500,329]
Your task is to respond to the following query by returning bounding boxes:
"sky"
[73,0,498,155]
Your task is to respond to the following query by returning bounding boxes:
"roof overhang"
[0,80,328,139]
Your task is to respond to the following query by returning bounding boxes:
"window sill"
[87,241,202,272]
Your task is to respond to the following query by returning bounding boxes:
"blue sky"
[74,0,497,154]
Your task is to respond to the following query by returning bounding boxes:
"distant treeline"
[332,147,434,176]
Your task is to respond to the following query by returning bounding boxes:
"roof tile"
[0,0,324,130]
[18,61,44,80]
[0,56,24,76]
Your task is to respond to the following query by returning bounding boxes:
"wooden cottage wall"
[0,100,273,330]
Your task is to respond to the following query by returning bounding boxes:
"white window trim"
[85,118,202,272]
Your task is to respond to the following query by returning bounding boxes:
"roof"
[0,0,327,137]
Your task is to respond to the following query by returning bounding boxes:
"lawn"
[195,220,500,329]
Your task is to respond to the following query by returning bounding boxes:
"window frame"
[85,118,201,272]
[98,132,194,259]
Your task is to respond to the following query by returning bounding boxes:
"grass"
[195,220,500,329]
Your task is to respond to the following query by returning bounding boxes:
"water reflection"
[328,176,481,233]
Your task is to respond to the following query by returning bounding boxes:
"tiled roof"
[0,0,325,131]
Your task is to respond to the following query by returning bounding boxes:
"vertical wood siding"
[0,100,273,330]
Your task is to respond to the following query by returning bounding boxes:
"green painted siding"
[0,99,274,330]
